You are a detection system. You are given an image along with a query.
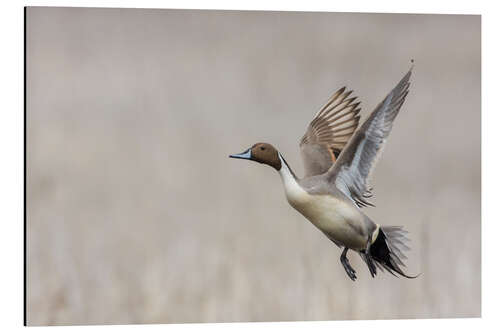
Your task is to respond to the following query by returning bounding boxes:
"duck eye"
[260,147,265,151]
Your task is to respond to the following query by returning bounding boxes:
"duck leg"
[340,247,357,281]
[365,237,377,278]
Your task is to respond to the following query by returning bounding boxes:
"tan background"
[26,7,480,325]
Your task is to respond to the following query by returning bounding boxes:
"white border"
[1,0,498,332]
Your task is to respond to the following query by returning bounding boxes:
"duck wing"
[299,87,361,178]
[327,68,412,208]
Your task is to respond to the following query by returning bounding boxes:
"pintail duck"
[230,67,417,281]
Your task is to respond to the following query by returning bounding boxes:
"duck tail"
[367,226,419,279]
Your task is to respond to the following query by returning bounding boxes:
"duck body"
[279,156,376,250]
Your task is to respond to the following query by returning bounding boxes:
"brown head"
[229,143,282,171]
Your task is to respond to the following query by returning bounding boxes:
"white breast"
[278,154,367,249]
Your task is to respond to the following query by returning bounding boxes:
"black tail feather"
[367,226,419,279]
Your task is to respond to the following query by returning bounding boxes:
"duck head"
[229,142,282,171]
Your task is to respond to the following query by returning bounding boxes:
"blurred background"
[26,7,480,325]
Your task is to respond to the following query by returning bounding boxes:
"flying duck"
[230,67,416,281]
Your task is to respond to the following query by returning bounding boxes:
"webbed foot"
[340,247,357,281]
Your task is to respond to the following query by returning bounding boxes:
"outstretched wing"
[300,87,361,177]
[327,68,412,207]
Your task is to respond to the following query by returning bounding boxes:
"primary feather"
[327,68,412,207]
[300,87,361,177]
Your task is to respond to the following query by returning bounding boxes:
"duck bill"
[229,148,252,160]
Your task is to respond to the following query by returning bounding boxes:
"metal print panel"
[25,7,480,325]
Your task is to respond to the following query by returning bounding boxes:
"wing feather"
[327,68,412,207]
[300,87,361,177]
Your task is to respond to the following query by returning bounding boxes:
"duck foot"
[365,238,377,278]
[340,247,357,281]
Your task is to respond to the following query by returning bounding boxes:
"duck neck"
[277,153,307,204]
[278,153,298,185]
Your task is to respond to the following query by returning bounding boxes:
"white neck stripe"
[278,153,307,202]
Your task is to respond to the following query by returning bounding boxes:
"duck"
[230,66,417,281]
